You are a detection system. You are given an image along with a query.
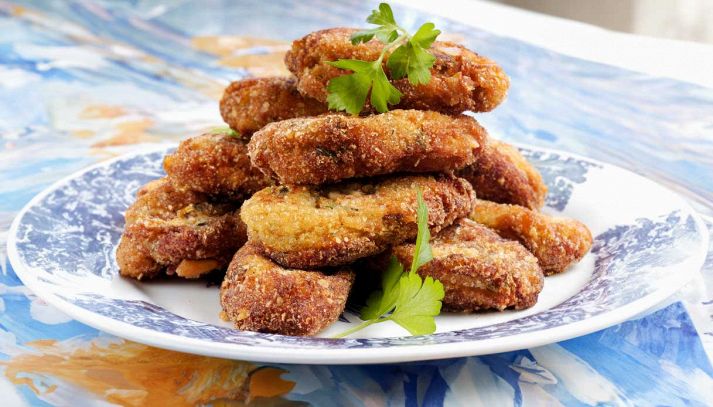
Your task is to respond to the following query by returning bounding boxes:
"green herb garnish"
[326,3,441,115]
[209,126,240,138]
[333,190,445,338]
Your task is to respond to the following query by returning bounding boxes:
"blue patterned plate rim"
[7,143,709,364]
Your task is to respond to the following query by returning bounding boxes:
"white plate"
[7,144,708,364]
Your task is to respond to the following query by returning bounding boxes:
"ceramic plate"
[7,144,708,364]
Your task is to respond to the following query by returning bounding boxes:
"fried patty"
[471,200,592,275]
[220,243,354,336]
[285,28,509,114]
[385,218,544,312]
[249,109,487,185]
[117,178,247,280]
[219,77,327,136]
[163,132,273,199]
[458,139,547,210]
[241,174,475,268]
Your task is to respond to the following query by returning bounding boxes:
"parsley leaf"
[411,22,441,49]
[326,60,372,114]
[326,2,440,114]
[387,23,440,85]
[326,59,401,114]
[361,256,403,320]
[333,189,445,338]
[351,3,399,44]
[209,126,240,138]
[390,272,444,335]
[410,189,433,273]
[367,2,397,27]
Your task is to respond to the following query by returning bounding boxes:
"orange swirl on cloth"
[192,35,291,76]
[1,339,296,406]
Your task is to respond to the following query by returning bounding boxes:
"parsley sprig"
[333,190,445,338]
[326,3,441,115]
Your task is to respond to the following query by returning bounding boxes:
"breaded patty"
[163,132,273,199]
[118,178,247,280]
[387,218,543,312]
[249,109,487,185]
[241,174,475,268]
[285,28,509,114]
[458,139,547,210]
[219,77,327,136]
[471,200,592,275]
[220,243,354,336]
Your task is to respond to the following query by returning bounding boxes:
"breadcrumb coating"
[220,243,354,336]
[388,218,544,311]
[241,174,475,268]
[219,77,327,136]
[471,199,592,275]
[458,139,547,210]
[117,178,247,280]
[285,28,509,114]
[116,235,162,280]
[249,109,487,185]
[163,132,273,199]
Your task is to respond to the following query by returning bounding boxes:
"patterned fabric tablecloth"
[1,1,712,405]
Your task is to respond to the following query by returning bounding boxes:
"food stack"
[117,26,592,337]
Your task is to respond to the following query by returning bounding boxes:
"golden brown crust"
[241,174,475,268]
[470,199,593,275]
[116,235,161,280]
[220,243,354,336]
[118,178,247,280]
[388,218,543,312]
[249,109,487,185]
[285,28,509,114]
[458,139,547,210]
[219,77,327,136]
[163,133,273,199]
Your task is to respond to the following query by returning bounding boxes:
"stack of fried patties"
[116,133,272,281]
[117,28,593,337]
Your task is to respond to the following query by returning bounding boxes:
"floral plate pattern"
[7,144,708,364]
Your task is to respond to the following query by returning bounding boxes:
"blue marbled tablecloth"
[1,1,712,405]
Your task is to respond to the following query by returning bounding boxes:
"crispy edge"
[458,139,547,210]
[127,210,246,266]
[241,174,476,268]
[163,132,273,199]
[285,27,509,113]
[116,234,162,280]
[249,109,486,185]
[389,218,544,311]
[470,199,593,275]
[125,178,204,226]
[219,77,327,136]
[220,243,354,336]
[118,179,247,280]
